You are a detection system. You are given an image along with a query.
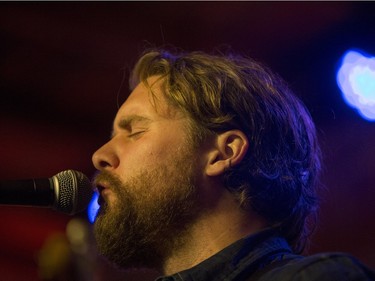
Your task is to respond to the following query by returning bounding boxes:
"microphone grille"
[52,170,93,215]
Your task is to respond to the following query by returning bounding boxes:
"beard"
[93,149,202,270]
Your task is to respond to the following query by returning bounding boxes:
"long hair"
[130,49,321,253]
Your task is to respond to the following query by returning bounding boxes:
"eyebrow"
[111,115,152,138]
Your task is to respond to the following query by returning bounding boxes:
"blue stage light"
[87,191,100,223]
[337,49,375,121]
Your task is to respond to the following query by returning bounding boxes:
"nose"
[92,141,119,171]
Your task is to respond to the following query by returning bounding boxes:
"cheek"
[116,139,175,177]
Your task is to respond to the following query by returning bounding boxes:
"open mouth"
[95,185,106,206]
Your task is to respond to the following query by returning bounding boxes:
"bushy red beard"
[93,153,201,270]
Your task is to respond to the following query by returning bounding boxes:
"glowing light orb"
[337,49,375,121]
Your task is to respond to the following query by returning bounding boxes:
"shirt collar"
[156,228,292,281]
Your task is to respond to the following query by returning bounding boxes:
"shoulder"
[258,253,375,281]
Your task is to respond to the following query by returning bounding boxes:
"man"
[91,49,374,280]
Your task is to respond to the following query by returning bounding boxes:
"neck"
[160,193,267,276]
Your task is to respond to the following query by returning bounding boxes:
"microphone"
[0,170,93,215]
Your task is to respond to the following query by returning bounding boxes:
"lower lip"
[100,187,109,194]
[99,189,113,204]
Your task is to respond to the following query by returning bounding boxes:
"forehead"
[115,76,183,122]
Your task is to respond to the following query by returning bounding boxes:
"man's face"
[91,77,204,269]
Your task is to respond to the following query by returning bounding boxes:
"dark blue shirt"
[156,229,374,281]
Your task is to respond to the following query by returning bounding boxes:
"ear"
[205,130,249,177]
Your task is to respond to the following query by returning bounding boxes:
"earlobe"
[205,130,249,177]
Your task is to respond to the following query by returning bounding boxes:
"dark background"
[1,2,374,280]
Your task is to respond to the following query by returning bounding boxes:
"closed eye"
[113,115,152,139]
[128,130,146,138]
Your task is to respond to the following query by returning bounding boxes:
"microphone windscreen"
[52,170,93,215]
